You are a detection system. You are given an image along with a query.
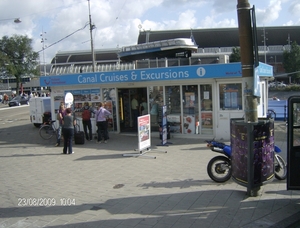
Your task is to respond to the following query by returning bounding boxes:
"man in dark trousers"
[95,102,111,144]
[131,94,139,130]
[81,102,95,141]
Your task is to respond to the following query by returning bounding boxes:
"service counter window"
[219,83,242,110]
[149,86,163,128]
[67,89,101,118]
[182,85,198,134]
[103,88,117,131]
[165,86,181,133]
[200,84,213,135]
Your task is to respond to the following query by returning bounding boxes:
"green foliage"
[229,47,241,62]
[0,35,39,93]
[283,41,300,83]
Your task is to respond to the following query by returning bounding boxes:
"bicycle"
[39,117,80,140]
[39,120,58,140]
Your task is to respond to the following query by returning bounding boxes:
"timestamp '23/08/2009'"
[17,198,76,207]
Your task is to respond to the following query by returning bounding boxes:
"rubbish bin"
[230,118,274,194]
[159,124,170,140]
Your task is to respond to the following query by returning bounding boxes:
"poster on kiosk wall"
[138,114,151,151]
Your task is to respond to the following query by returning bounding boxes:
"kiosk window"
[182,85,198,134]
[149,86,163,126]
[219,83,242,110]
[165,86,181,133]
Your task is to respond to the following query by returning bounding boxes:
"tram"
[118,38,198,61]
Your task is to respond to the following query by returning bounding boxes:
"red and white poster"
[138,114,151,151]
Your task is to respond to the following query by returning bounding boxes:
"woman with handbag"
[62,108,76,154]
[55,102,66,147]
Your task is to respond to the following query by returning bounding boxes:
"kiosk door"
[287,96,300,190]
[118,88,147,132]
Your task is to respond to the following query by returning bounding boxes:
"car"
[268,82,287,88]
[8,96,29,107]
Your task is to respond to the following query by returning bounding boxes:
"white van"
[29,97,51,127]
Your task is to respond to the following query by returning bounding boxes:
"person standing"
[139,97,148,116]
[55,102,66,147]
[131,94,139,129]
[81,102,95,141]
[95,102,111,144]
[62,108,76,154]
[3,94,8,104]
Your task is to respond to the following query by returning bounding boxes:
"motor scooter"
[206,140,287,183]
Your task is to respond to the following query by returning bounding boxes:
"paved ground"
[0,105,300,228]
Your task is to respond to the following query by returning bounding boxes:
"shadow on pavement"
[1,189,300,228]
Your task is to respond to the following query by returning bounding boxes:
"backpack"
[82,108,91,121]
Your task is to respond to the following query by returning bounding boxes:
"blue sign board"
[40,62,273,87]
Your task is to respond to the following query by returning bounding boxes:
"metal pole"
[237,0,260,197]
[41,29,47,76]
[263,27,267,63]
[4,64,10,89]
[237,0,257,123]
[88,0,96,72]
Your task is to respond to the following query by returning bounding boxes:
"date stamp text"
[17,198,76,207]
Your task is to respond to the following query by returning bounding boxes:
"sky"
[0,0,299,64]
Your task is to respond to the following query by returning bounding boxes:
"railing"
[50,63,136,75]
[268,100,287,121]
[120,38,196,53]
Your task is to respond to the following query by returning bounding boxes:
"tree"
[0,35,39,94]
[229,47,241,62]
[283,41,300,83]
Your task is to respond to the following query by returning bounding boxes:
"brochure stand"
[157,105,173,146]
[122,114,167,159]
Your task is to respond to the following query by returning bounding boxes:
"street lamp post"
[40,29,47,76]
[7,77,10,90]
[262,27,268,63]
[4,64,10,90]
[88,0,96,72]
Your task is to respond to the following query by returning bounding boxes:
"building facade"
[40,61,273,140]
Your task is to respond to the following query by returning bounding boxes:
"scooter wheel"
[207,156,232,183]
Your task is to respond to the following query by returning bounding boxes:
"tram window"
[169,40,176,45]
[175,40,182,45]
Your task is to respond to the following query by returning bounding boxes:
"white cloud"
[255,0,282,26]
[284,20,294,26]
[211,0,236,14]
[289,1,300,16]
[0,0,299,63]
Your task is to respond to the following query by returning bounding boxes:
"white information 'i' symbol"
[196,67,206,77]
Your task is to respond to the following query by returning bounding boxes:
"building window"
[165,86,181,133]
[149,86,163,128]
[219,83,242,110]
[182,85,198,134]
[200,84,213,135]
